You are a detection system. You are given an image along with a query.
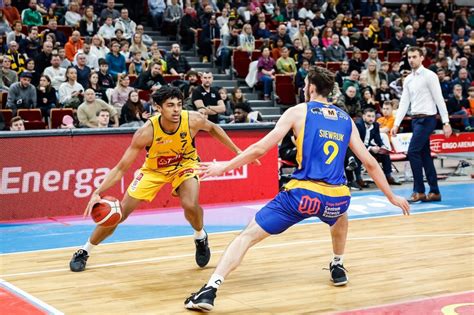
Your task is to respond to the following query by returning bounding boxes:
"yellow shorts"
[127,166,198,201]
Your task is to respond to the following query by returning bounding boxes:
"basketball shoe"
[69,249,89,272]
[330,262,348,286]
[195,233,211,267]
[184,285,217,312]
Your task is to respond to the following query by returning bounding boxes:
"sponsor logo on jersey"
[157,154,183,167]
[322,107,338,120]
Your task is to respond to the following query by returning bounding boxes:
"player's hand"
[197,161,228,179]
[389,195,410,216]
[251,159,261,166]
[84,192,101,218]
[391,126,399,137]
[443,123,452,138]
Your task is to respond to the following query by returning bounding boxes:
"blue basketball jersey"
[292,101,352,185]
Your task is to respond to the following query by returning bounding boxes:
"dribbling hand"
[197,161,228,179]
[84,192,101,218]
[389,195,410,216]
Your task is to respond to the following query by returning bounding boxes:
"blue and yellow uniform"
[256,102,353,234]
[127,111,199,201]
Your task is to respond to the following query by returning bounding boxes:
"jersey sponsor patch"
[130,172,144,192]
[322,107,338,120]
[157,154,183,167]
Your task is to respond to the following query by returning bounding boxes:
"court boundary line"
[0,206,471,256]
[332,290,474,314]
[1,231,472,278]
[0,278,64,314]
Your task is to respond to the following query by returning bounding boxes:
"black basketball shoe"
[69,249,89,272]
[184,285,217,312]
[330,263,348,286]
[195,233,211,268]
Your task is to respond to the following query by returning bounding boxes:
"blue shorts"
[255,180,351,235]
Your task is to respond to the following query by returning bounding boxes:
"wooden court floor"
[1,209,473,314]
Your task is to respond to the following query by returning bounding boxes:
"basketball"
[91,196,122,227]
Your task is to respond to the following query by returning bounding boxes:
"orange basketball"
[91,196,122,227]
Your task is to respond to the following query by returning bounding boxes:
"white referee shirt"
[394,66,450,127]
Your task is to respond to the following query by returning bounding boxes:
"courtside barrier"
[0,124,278,220]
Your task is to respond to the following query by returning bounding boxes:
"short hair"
[306,66,335,97]
[187,70,199,77]
[407,46,424,57]
[96,108,110,116]
[382,101,393,107]
[10,116,23,124]
[468,86,474,93]
[363,108,376,114]
[234,102,252,113]
[151,86,183,106]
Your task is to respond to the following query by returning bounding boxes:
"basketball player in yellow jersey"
[69,86,243,272]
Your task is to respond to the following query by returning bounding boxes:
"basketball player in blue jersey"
[184,66,410,312]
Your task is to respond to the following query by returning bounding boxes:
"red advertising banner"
[430,133,474,154]
[0,129,278,220]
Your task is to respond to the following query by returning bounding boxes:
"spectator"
[44,54,66,90]
[239,24,255,52]
[336,86,361,118]
[58,47,72,69]
[452,68,471,98]
[21,59,39,86]
[43,19,67,46]
[74,53,92,89]
[97,59,114,90]
[100,0,120,24]
[257,47,276,100]
[183,70,200,99]
[231,103,259,123]
[218,88,233,124]
[115,8,137,40]
[111,73,134,112]
[379,17,394,42]
[90,35,110,60]
[199,15,220,63]
[34,41,53,75]
[88,71,108,103]
[401,25,417,48]
[321,27,334,48]
[0,57,18,91]
[390,70,409,100]
[447,84,473,131]
[342,70,360,97]
[335,60,350,88]
[377,101,395,135]
[310,36,325,62]
[326,34,347,62]
[9,116,25,131]
[362,60,381,91]
[348,48,364,73]
[96,108,111,128]
[191,71,225,123]
[360,88,377,111]
[290,38,304,62]
[339,27,352,51]
[79,6,99,37]
[166,44,191,77]
[3,0,21,26]
[74,42,99,72]
[364,48,382,70]
[298,2,315,20]
[36,74,57,121]
[387,61,401,84]
[98,17,116,40]
[22,0,43,26]
[255,21,272,40]
[292,24,310,49]
[6,21,25,44]
[6,72,36,116]
[230,87,251,110]
[65,31,84,62]
[437,68,451,100]
[357,27,375,52]
[379,61,390,82]
[135,25,153,47]
[148,0,166,30]
[0,10,12,36]
[163,0,183,37]
[271,24,291,48]
[128,51,146,76]
[130,33,149,60]
[19,27,41,59]
[375,79,391,103]
[58,67,84,108]
[217,27,239,75]
[468,87,474,115]
[77,89,119,128]
[135,61,166,92]
[65,1,82,27]
[105,41,126,80]
[368,19,380,44]
[180,7,200,51]
[422,21,437,42]
[120,90,149,127]
[283,1,298,21]
[355,108,400,186]
[276,47,296,75]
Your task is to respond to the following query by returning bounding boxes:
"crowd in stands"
[0,0,473,132]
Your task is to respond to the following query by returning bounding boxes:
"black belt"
[411,114,435,119]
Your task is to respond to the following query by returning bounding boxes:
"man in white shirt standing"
[391,46,452,203]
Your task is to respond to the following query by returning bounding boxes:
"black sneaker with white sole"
[69,249,89,272]
[330,263,348,286]
[195,233,211,268]
[184,285,217,312]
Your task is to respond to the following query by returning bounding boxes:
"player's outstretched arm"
[199,105,298,178]
[83,123,153,217]
[349,120,410,215]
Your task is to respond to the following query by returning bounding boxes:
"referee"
[391,46,452,203]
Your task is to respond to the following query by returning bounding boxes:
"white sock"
[82,240,96,254]
[332,254,344,266]
[207,274,224,289]
[194,229,207,240]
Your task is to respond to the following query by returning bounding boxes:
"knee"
[182,201,200,219]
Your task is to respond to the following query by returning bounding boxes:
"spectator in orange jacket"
[64,30,84,61]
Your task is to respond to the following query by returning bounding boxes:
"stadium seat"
[423,42,437,53]
[17,108,42,121]
[0,109,12,130]
[275,74,296,106]
[50,108,74,129]
[326,62,341,72]
[361,17,372,27]
[315,62,326,68]
[360,51,369,61]
[346,51,353,60]
[387,51,401,63]
[57,26,74,38]
[128,74,137,86]
[0,91,7,109]
[232,50,251,78]
[24,121,47,130]
[255,39,264,50]
[138,89,152,102]
[378,50,385,61]
[163,74,181,84]
[440,33,451,47]
[251,50,262,61]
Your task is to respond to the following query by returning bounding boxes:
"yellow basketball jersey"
[143,110,199,174]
